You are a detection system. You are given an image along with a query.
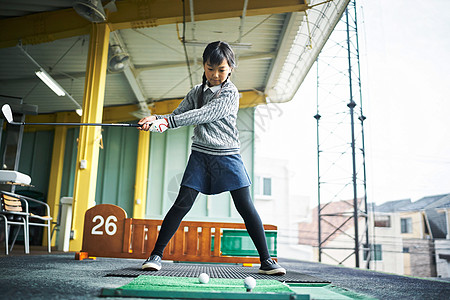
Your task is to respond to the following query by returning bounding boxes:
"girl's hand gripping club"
[138,115,168,133]
[149,118,169,133]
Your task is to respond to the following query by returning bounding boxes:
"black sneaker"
[142,255,162,271]
[258,258,286,275]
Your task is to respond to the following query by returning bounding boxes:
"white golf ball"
[198,273,209,284]
[244,276,256,291]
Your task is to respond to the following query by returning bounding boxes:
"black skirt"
[180,150,251,195]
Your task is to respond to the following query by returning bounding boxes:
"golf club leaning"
[1,104,146,128]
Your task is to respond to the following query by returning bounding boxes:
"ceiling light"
[73,0,106,23]
[35,68,66,96]
[108,45,130,73]
[183,40,252,49]
[18,43,83,113]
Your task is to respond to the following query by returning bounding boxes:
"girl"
[138,41,286,275]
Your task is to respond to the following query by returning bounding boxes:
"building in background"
[297,199,373,268]
[254,156,312,261]
[297,193,450,277]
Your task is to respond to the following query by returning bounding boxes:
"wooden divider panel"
[82,204,127,256]
[199,227,211,257]
[81,204,277,263]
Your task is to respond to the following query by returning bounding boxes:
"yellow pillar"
[46,112,69,246]
[133,130,150,219]
[69,23,110,251]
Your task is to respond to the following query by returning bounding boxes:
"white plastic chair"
[0,193,29,254]
[0,191,52,254]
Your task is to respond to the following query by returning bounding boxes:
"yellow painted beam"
[133,130,150,219]
[70,23,110,252]
[24,111,74,132]
[46,112,68,246]
[109,0,308,31]
[0,0,307,48]
[24,105,137,126]
[24,91,266,127]
[102,104,141,122]
[0,8,90,48]
[239,91,267,108]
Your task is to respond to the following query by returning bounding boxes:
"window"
[263,177,272,196]
[401,218,412,233]
[402,247,410,253]
[254,176,272,197]
[364,244,382,261]
[374,215,391,227]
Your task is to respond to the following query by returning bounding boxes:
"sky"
[255,0,450,205]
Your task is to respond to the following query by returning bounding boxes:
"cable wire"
[181,0,194,89]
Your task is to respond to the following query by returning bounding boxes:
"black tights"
[151,186,270,262]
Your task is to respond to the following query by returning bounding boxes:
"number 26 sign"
[81,204,127,255]
[91,215,118,236]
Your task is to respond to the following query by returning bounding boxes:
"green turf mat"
[101,275,310,299]
[121,275,293,293]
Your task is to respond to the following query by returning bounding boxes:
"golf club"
[1,104,147,128]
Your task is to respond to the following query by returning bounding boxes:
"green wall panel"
[95,126,139,216]
[60,128,78,198]
[60,127,138,217]
[18,130,54,198]
[146,131,167,216]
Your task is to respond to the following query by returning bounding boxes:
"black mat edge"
[105,264,330,284]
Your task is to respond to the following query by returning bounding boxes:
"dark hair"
[198,41,236,108]
[202,41,236,68]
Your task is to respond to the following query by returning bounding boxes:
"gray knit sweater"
[156,80,240,155]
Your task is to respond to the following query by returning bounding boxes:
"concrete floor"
[0,246,449,299]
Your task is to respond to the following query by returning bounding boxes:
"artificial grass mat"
[101,275,306,299]
[119,275,293,293]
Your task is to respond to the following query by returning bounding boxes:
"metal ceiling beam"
[0,52,276,83]
[0,0,308,48]
[16,43,82,110]
[133,52,275,76]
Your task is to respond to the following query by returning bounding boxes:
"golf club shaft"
[8,121,141,127]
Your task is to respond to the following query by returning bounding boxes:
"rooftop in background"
[374,193,450,213]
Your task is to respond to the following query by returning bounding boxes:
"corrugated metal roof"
[374,193,450,212]
[0,0,349,115]
[403,194,450,211]
[374,199,412,213]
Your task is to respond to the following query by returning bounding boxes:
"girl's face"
[204,59,232,86]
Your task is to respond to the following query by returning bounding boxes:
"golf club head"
[1,104,13,124]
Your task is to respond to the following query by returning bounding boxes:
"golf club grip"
[101,123,141,127]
